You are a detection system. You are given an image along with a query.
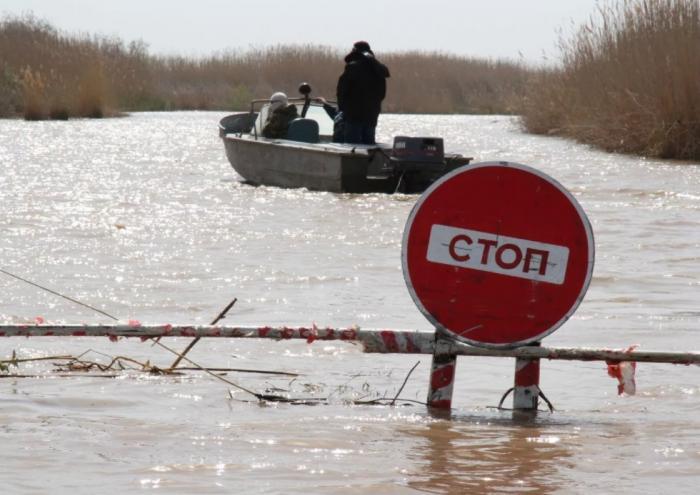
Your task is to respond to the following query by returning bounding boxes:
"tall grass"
[0,16,154,118]
[0,15,528,119]
[384,52,528,114]
[151,45,343,111]
[521,0,700,160]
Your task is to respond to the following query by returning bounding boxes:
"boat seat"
[287,118,320,143]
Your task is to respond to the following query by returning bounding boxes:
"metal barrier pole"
[513,343,541,411]
[427,328,457,410]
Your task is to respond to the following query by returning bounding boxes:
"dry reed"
[0,15,155,118]
[0,15,529,119]
[521,0,700,160]
[4,6,697,160]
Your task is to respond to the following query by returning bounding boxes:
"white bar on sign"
[426,224,569,284]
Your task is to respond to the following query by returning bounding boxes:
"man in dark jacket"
[336,41,390,145]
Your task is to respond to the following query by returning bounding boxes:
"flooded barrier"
[3,162,698,415]
[2,323,699,413]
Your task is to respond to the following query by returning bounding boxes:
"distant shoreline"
[0,16,528,121]
[3,0,699,161]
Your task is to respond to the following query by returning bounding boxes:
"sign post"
[513,343,542,410]
[426,328,458,410]
[402,162,595,411]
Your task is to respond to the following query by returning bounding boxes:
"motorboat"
[218,84,472,194]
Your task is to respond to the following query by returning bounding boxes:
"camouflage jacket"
[262,104,299,138]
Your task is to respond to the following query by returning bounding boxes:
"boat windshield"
[254,102,335,139]
[301,104,334,136]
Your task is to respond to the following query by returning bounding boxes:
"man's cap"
[270,92,288,104]
[353,41,372,53]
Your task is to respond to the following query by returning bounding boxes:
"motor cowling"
[390,136,445,171]
[390,137,449,193]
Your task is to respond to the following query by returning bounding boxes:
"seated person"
[318,96,344,143]
[262,92,298,139]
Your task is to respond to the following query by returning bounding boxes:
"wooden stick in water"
[390,360,420,406]
[167,297,238,371]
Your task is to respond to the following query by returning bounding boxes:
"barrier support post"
[427,328,457,410]
[513,342,541,411]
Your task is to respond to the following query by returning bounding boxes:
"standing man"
[336,41,390,145]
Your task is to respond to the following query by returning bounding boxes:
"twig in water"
[0,268,118,321]
[152,338,262,400]
[57,355,163,374]
[166,297,238,371]
[0,274,286,398]
[355,397,427,407]
[390,361,420,406]
[174,367,298,376]
[1,355,74,365]
[0,374,119,379]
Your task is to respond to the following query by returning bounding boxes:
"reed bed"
[5,4,697,160]
[0,15,528,119]
[521,0,700,160]
[384,52,527,114]
[0,16,154,119]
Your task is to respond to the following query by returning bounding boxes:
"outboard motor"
[390,136,447,193]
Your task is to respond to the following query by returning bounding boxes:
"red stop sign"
[402,162,594,348]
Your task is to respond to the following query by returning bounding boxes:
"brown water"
[1,112,699,493]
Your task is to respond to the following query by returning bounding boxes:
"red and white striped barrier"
[1,324,698,363]
[2,324,699,412]
[0,324,434,353]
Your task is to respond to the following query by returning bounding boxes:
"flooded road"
[1,112,699,493]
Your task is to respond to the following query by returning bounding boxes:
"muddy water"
[1,112,698,493]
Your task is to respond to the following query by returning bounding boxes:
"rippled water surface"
[1,112,699,493]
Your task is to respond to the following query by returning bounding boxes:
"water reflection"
[406,417,571,493]
[2,112,699,492]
